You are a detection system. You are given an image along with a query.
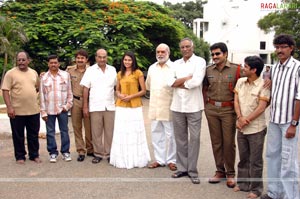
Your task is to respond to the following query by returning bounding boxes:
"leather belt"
[208,99,233,107]
[73,95,80,100]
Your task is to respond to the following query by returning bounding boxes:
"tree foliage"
[257,0,300,58]
[0,16,28,85]
[164,0,207,29]
[0,0,210,73]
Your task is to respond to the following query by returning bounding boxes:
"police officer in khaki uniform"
[66,49,93,162]
[203,42,242,188]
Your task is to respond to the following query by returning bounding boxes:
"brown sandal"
[168,163,177,171]
[148,162,165,169]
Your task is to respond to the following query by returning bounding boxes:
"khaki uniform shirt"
[1,67,40,115]
[66,65,88,108]
[204,60,241,102]
[234,77,270,134]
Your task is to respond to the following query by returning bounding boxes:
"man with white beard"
[146,43,177,171]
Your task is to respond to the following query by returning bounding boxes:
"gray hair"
[179,37,194,47]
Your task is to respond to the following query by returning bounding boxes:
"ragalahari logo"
[260,0,299,11]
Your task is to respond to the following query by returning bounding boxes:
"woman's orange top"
[116,69,143,108]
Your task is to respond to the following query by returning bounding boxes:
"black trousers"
[10,113,40,161]
[236,128,267,197]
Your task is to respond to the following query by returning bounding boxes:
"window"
[260,41,266,50]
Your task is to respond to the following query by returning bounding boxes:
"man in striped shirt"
[40,55,73,163]
[261,34,300,199]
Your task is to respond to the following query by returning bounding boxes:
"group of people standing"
[1,33,300,199]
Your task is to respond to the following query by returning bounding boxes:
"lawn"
[0,95,3,104]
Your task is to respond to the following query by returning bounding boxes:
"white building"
[194,0,282,64]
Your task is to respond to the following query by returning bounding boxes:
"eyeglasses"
[274,45,290,49]
[211,52,222,57]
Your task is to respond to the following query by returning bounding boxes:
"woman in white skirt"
[110,51,151,169]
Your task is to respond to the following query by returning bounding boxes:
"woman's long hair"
[120,51,139,77]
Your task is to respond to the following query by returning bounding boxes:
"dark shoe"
[77,155,85,162]
[226,175,236,188]
[190,176,200,184]
[208,171,226,184]
[167,163,177,171]
[148,162,165,169]
[92,156,102,164]
[107,157,110,163]
[260,194,273,199]
[87,153,95,157]
[171,171,189,178]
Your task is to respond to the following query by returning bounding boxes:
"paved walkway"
[0,99,297,199]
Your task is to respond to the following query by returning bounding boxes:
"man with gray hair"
[168,38,206,184]
[146,43,177,171]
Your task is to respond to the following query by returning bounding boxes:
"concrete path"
[0,99,296,199]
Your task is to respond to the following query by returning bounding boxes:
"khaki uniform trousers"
[204,103,236,176]
[71,99,93,155]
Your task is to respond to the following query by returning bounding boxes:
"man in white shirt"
[167,38,206,184]
[80,49,117,164]
[146,43,177,171]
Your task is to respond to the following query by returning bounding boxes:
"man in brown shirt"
[66,49,93,162]
[203,42,242,188]
[1,51,41,164]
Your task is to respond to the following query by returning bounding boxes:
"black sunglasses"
[211,52,222,57]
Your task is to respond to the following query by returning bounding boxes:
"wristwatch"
[291,120,299,126]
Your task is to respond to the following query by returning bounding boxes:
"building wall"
[194,0,281,65]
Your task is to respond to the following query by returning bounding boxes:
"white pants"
[151,120,176,165]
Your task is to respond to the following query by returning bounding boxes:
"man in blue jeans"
[40,54,73,163]
[261,34,300,199]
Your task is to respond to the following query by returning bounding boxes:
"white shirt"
[168,54,206,113]
[146,59,174,121]
[80,63,117,112]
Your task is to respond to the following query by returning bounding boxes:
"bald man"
[80,49,117,164]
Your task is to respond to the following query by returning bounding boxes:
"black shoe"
[107,157,110,163]
[87,153,95,157]
[171,171,189,178]
[92,156,102,164]
[77,155,85,162]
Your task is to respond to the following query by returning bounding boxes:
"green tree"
[257,0,300,58]
[164,0,207,29]
[0,0,209,73]
[0,16,28,85]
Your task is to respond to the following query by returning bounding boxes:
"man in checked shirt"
[40,54,73,163]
